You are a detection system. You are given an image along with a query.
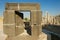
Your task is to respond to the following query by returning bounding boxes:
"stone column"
[3,10,16,36]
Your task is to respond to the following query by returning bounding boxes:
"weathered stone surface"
[15,12,24,36]
[3,10,16,36]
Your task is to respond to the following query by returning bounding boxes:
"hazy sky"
[0,0,60,17]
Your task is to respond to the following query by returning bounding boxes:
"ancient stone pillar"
[30,10,42,40]
[3,3,25,40]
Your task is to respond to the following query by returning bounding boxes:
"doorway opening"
[15,11,31,35]
[20,11,31,35]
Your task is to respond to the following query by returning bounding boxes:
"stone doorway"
[3,3,42,40]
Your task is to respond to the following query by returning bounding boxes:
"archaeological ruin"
[3,3,42,40]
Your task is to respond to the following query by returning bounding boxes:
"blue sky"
[0,0,60,17]
[21,12,30,19]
